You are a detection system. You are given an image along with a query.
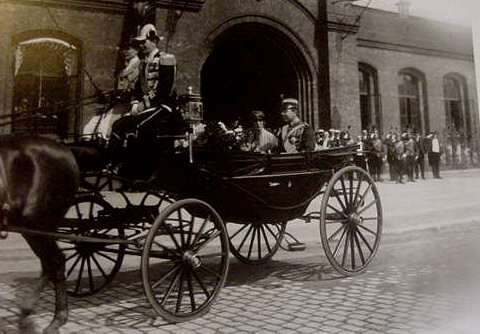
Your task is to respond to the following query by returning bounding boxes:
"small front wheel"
[141,199,229,322]
[320,166,382,276]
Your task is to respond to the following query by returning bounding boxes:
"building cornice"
[327,21,359,34]
[358,38,474,62]
[1,0,204,14]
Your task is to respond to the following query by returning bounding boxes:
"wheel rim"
[227,221,286,265]
[320,166,382,275]
[60,195,125,296]
[142,199,229,322]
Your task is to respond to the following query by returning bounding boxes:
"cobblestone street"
[1,170,480,334]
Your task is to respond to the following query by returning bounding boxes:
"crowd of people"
[310,127,443,183]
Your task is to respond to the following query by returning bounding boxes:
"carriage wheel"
[60,194,125,296]
[227,221,286,265]
[141,199,229,322]
[320,166,382,276]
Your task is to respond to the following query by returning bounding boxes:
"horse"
[0,135,80,334]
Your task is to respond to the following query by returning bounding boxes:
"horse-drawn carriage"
[1,97,382,326]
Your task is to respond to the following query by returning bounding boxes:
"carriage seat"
[68,140,106,173]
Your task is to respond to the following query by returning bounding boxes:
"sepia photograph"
[0,0,479,333]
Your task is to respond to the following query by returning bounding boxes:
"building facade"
[0,0,477,166]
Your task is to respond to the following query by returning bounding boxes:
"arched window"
[358,63,381,132]
[398,69,428,134]
[12,31,82,138]
[443,74,470,138]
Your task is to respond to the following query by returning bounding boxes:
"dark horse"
[0,136,79,334]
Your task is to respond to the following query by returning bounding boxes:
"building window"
[12,33,81,138]
[398,69,427,134]
[443,74,470,139]
[358,63,381,132]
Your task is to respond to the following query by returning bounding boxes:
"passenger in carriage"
[277,98,315,153]
[106,23,177,170]
[241,110,278,154]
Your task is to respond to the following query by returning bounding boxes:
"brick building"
[0,0,477,165]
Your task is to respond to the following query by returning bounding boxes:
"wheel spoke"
[191,215,211,246]
[193,230,221,252]
[356,200,377,216]
[247,226,256,259]
[185,270,196,313]
[87,257,94,292]
[353,229,366,265]
[175,270,185,314]
[177,210,186,249]
[358,223,378,236]
[326,204,348,218]
[356,227,374,253]
[66,251,79,262]
[352,173,364,209]
[74,257,86,294]
[257,226,262,259]
[333,188,348,214]
[341,228,350,267]
[350,228,356,269]
[189,267,211,299]
[161,267,183,306]
[355,183,372,210]
[327,224,347,243]
[229,223,249,240]
[153,240,180,257]
[66,254,82,279]
[260,225,272,254]
[163,223,182,251]
[91,253,108,279]
[332,225,348,257]
[348,172,354,207]
[186,215,195,247]
[74,203,82,220]
[236,224,254,253]
[152,263,181,290]
[339,177,350,208]
[95,250,117,263]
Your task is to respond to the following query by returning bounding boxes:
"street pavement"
[1,169,480,334]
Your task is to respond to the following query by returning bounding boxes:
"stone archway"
[201,22,313,129]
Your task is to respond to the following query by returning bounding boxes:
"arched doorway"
[201,22,313,129]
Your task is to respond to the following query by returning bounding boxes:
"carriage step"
[282,232,306,251]
[287,242,306,251]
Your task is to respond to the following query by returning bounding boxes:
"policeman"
[277,98,315,153]
[107,24,177,170]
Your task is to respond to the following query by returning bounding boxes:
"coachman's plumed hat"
[134,24,159,42]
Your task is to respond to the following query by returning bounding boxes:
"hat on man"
[281,98,299,111]
[134,24,159,42]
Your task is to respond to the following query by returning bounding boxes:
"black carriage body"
[154,144,358,223]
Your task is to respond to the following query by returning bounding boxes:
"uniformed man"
[106,23,177,170]
[277,98,315,153]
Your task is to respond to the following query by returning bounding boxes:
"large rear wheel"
[141,199,229,322]
[320,166,382,276]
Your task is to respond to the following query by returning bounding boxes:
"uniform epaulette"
[159,52,176,66]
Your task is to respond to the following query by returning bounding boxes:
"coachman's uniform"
[134,49,176,110]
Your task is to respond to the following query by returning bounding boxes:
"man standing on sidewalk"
[415,133,427,179]
[427,131,442,179]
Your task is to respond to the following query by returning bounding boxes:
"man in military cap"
[277,98,315,153]
[107,23,177,171]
